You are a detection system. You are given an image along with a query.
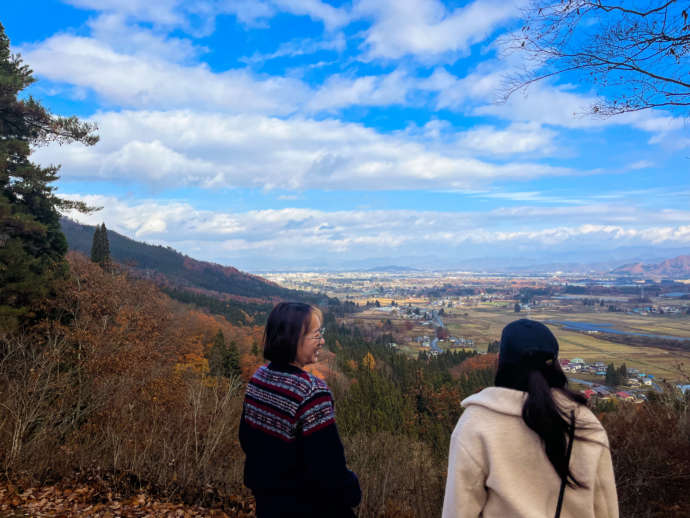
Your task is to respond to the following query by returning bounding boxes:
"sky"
[3,0,689,271]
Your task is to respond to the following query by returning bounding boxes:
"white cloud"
[425,63,688,142]
[240,33,347,64]
[221,0,277,27]
[306,68,416,112]
[65,0,350,32]
[19,33,416,115]
[61,194,690,268]
[628,160,654,170]
[221,0,350,30]
[22,21,683,140]
[457,122,557,156]
[86,13,206,62]
[271,0,350,30]
[20,34,310,115]
[354,0,521,61]
[36,110,573,191]
[65,0,188,27]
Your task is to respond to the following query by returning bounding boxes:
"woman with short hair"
[442,319,618,518]
[240,302,361,518]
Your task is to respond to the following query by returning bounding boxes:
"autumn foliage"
[601,388,690,518]
[0,252,258,510]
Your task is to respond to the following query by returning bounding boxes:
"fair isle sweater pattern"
[244,364,336,442]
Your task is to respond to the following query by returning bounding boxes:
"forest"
[1,19,689,518]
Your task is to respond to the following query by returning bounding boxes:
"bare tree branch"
[503,0,690,117]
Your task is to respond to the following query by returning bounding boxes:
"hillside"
[612,254,690,277]
[61,218,310,302]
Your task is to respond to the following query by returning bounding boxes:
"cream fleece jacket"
[442,387,618,518]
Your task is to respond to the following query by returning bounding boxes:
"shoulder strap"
[555,411,576,518]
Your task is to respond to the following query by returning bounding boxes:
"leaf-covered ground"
[0,482,255,517]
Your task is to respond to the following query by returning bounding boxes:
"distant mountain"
[611,255,690,278]
[61,218,306,301]
[366,265,420,272]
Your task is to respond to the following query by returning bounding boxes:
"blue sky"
[3,0,689,271]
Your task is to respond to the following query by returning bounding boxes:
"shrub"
[601,387,690,518]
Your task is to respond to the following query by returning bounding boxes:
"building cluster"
[559,358,657,403]
[560,358,655,387]
[560,358,607,376]
[580,387,645,403]
[632,305,686,315]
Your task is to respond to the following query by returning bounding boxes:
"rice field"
[445,307,690,381]
[353,305,690,382]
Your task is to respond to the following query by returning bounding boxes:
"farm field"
[349,305,690,382]
[454,307,689,381]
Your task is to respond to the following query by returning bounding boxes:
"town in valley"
[263,268,690,403]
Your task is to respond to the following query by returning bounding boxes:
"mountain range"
[610,255,690,278]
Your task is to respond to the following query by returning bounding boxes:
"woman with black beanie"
[442,319,618,518]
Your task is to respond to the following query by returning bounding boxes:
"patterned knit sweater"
[240,363,361,516]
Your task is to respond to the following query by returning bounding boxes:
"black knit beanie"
[498,319,558,368]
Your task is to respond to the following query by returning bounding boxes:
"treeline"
[598,331,690,353]
[163,286,274,326]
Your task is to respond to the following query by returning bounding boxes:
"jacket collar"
[462,386,580,417]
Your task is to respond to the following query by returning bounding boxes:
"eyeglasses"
[310,327,326,341]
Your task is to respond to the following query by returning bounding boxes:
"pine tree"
[0,22,98,331]
[618,363,628,381]
[207,331,242,378]
[605,363,618,386]
[90,223,111,269]
[225,340,241,378]
[207,330,226,377]
[90,224,102,263]
[100,223,110,265]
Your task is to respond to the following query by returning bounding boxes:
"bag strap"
[555,411,576,518]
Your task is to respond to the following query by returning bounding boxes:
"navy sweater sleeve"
[297,384,361,508]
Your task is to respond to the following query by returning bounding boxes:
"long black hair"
[495,321,589,489]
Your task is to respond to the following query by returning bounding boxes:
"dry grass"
[344,433,445,518]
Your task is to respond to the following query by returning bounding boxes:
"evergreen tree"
[90,224,102,263]
[207,331,243,378]
[226,340,241,378]
[0,23,98,331]
[605,363,618,386]
[208,330,226,377]
[90,223,111,269]
[618,363,628,381]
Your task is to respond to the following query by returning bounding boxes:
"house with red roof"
[615,391,635,401]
